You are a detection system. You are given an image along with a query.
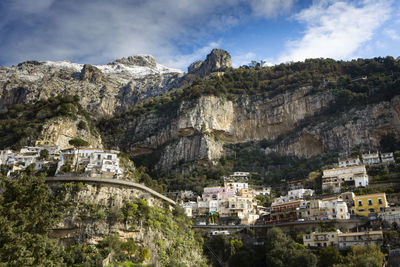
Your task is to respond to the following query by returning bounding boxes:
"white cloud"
[278,0,392,63]
[249,0,296,18]
[0,0,295,69]
[384,29,400,40]
[231,52,257,67]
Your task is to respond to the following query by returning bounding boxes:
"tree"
[319,246,342,267]
[0,173,61,266]
[39,149,49,160]
[68,137,89,148]
[334,245,384,267]
[265,227,317,267]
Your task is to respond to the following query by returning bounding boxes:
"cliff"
[49,181,206,266]
[0,56,183,118]
[102,85,400,172]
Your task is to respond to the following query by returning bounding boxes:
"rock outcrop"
[49,182,206,266]
[41,117,103,149]
[0,56,184,118]
[103,86,400,171]
[188,49,232,77]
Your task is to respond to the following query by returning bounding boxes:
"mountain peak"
[188,49,232,77]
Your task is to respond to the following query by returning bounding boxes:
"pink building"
[202,186,235,201]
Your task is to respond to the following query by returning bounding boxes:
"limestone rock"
[188,49,232,77]
[0,56,184,118]
[80,64,104,83]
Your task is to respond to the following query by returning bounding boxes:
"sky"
[0,0,399,70]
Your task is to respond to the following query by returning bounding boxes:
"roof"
[338,231,382,236]
[354,193,386,198]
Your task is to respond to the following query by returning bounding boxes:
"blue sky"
[0,0,399,70]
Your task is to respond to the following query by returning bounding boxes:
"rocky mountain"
[1,50,399,177]
[188,48,232,77]
[0,55,183,118]
[100,55,400,173]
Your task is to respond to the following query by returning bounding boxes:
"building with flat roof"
[352,193,388,216]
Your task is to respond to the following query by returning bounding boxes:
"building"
[362,152,380,165]
[85,151,123,176]
[337,231,383,249]
[202,186,235,201]
[340,192,355,208]
[181,201,198,217]
[229,172,250,180]
[253,186,271,196]
[352,193,389,216]
[303,230,340,247]
[303,230,383,248]
[35,139,55,147]
[226,195,258,224]
[338,156,361,168]
[287,179,304,190]
[322,165,369,193]
[267,200,303,224]
[272,188,314,205]
[298,196,350,220]
[381,152,395,163]
[224,181,249,194]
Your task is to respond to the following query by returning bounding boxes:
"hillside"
[0,55,183,118]
[99,54,400,180]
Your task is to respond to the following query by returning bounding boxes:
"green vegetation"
[265,228,317,267]
[68,137,90,148]
[0,173,61,266]
[0,95,97,150]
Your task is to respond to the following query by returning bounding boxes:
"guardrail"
[45,176,176,205]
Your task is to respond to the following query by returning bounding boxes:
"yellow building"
[352,193,388,216]
[35,139,55,147]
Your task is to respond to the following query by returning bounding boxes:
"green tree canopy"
[0,173,61,266]
[68,137,89,148]
[334,245,385,267]
[265,227,317,267]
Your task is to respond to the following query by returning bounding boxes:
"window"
[369,208,374,212]
[378,198,382,204]
[107,155,112,160]
[358,200,362,206]
[368,199,372,205]
[98,155,101,160]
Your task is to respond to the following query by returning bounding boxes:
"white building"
[224,181,249,194]
[254,186,271,196]
[181,201,198,217]
[381,152,395,163]
[362,152,380,165]
[56,148,102,174]
[85,151,122,176]
[322,165,369,193]
[272,188,314,205]
[229,172,250,180]
[338,157,361,168]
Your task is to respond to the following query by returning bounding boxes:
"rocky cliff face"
[268,95,400,158]
[41,117,103,149]
[105,85,400,171]
[0,56,183,118]
[188,49,232,77]
[49,182,206,266]
[105,86,335,170]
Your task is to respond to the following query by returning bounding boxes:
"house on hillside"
[352,193,389,216]
[338,156,361,168]
[322,165,368,193]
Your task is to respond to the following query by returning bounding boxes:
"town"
[175,151,400,256]
[0,139,124,178]
[2,139,400,261]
